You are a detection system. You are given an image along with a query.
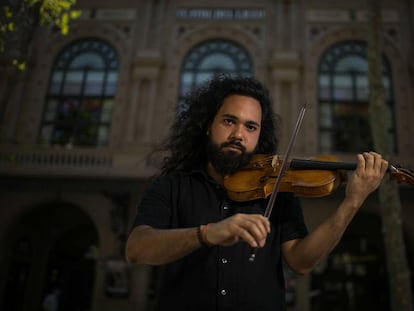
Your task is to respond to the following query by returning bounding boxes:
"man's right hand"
[204,213,270,248]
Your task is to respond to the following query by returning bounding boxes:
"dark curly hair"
[154,74,280,175]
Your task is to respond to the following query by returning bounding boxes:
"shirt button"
[223,205,229,210]
[220,289,227,296]
[221,258,228,264]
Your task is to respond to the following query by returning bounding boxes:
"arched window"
[178,39,253,111]
[318,41,395,153]
[39,38,119,147]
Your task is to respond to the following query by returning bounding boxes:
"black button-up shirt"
[133,169,308,311]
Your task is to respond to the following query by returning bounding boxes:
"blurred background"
[0,0,413,310]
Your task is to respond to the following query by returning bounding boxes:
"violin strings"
[251,156,279,166]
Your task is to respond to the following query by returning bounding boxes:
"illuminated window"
[39,39,118,147]
[318,41,395,153]
[178,39,253,111]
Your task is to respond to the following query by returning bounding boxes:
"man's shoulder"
[156,168,207,182]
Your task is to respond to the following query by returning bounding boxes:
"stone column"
[269,51,304,154]
[275,0,298,50]
[125,51,162,145]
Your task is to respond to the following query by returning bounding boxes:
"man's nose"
[230,125,244,140]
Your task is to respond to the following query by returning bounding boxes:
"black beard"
[207,139,253,175]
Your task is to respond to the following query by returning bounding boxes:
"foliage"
[0,0,81,70]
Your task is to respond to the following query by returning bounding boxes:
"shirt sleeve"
[278,192,308,242]
[132,175,175,229]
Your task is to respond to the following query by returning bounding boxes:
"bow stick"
[249,103,306,262]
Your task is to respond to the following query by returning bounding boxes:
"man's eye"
[224,118,235,125]
[246,124,258,132]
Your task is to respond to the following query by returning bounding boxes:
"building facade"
[0,0,413,310]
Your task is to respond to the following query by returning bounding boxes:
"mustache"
[221,139,246,152]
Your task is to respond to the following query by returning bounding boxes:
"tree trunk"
[366,1,413,310]
[0,1,39,142]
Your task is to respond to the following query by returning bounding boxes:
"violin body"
[223,154,414,202]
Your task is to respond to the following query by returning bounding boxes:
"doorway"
[1,202,98,311]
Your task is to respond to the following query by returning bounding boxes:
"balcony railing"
[0,146,157,178]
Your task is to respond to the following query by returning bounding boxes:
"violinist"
[125,75,388,311]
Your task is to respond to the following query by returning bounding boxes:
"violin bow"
[249,103,306,262]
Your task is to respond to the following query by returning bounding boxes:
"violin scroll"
[389,166,414,186]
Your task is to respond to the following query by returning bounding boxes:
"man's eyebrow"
[222,113,237,120]
[222,113,260,127]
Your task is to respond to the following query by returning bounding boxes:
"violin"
[223,154,414,202]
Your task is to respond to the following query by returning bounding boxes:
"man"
[125,75,388,310]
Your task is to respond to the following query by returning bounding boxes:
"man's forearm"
[125,225,202,265]
[283,198,360,274]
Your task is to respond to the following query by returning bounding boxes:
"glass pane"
[335,56,368,72]
[105,72,118,96]
[52,125,74,146]
[319,75,331,100]
[333,75,352,87]
[84,72,104,95]
[332,117,353,151]
[180,72,194,94]
[320,63,329,71]
[356,75,369,101]
[77,125,97,146]
[184,59,196,70]
[44,99,58,121]
[319,131,331,153]
[319,75,330,87]
[70,52,105,69]
[81,99,101,122]
[195,72,214,85]
[199,53,236,70]
[57,99,81,121]
[333,76,353,100]
[49,71,64,94]
[63,71,84,95]
[319,102,332,127]
[332,114,372,152]
[333,128,351,152]
[101,100,113,122]
[241,63,251,71]
[353,102,369,115]
[39,125,53,145]
[333,102,354,116]
[181,72,193,85]
[97,126,109,145]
